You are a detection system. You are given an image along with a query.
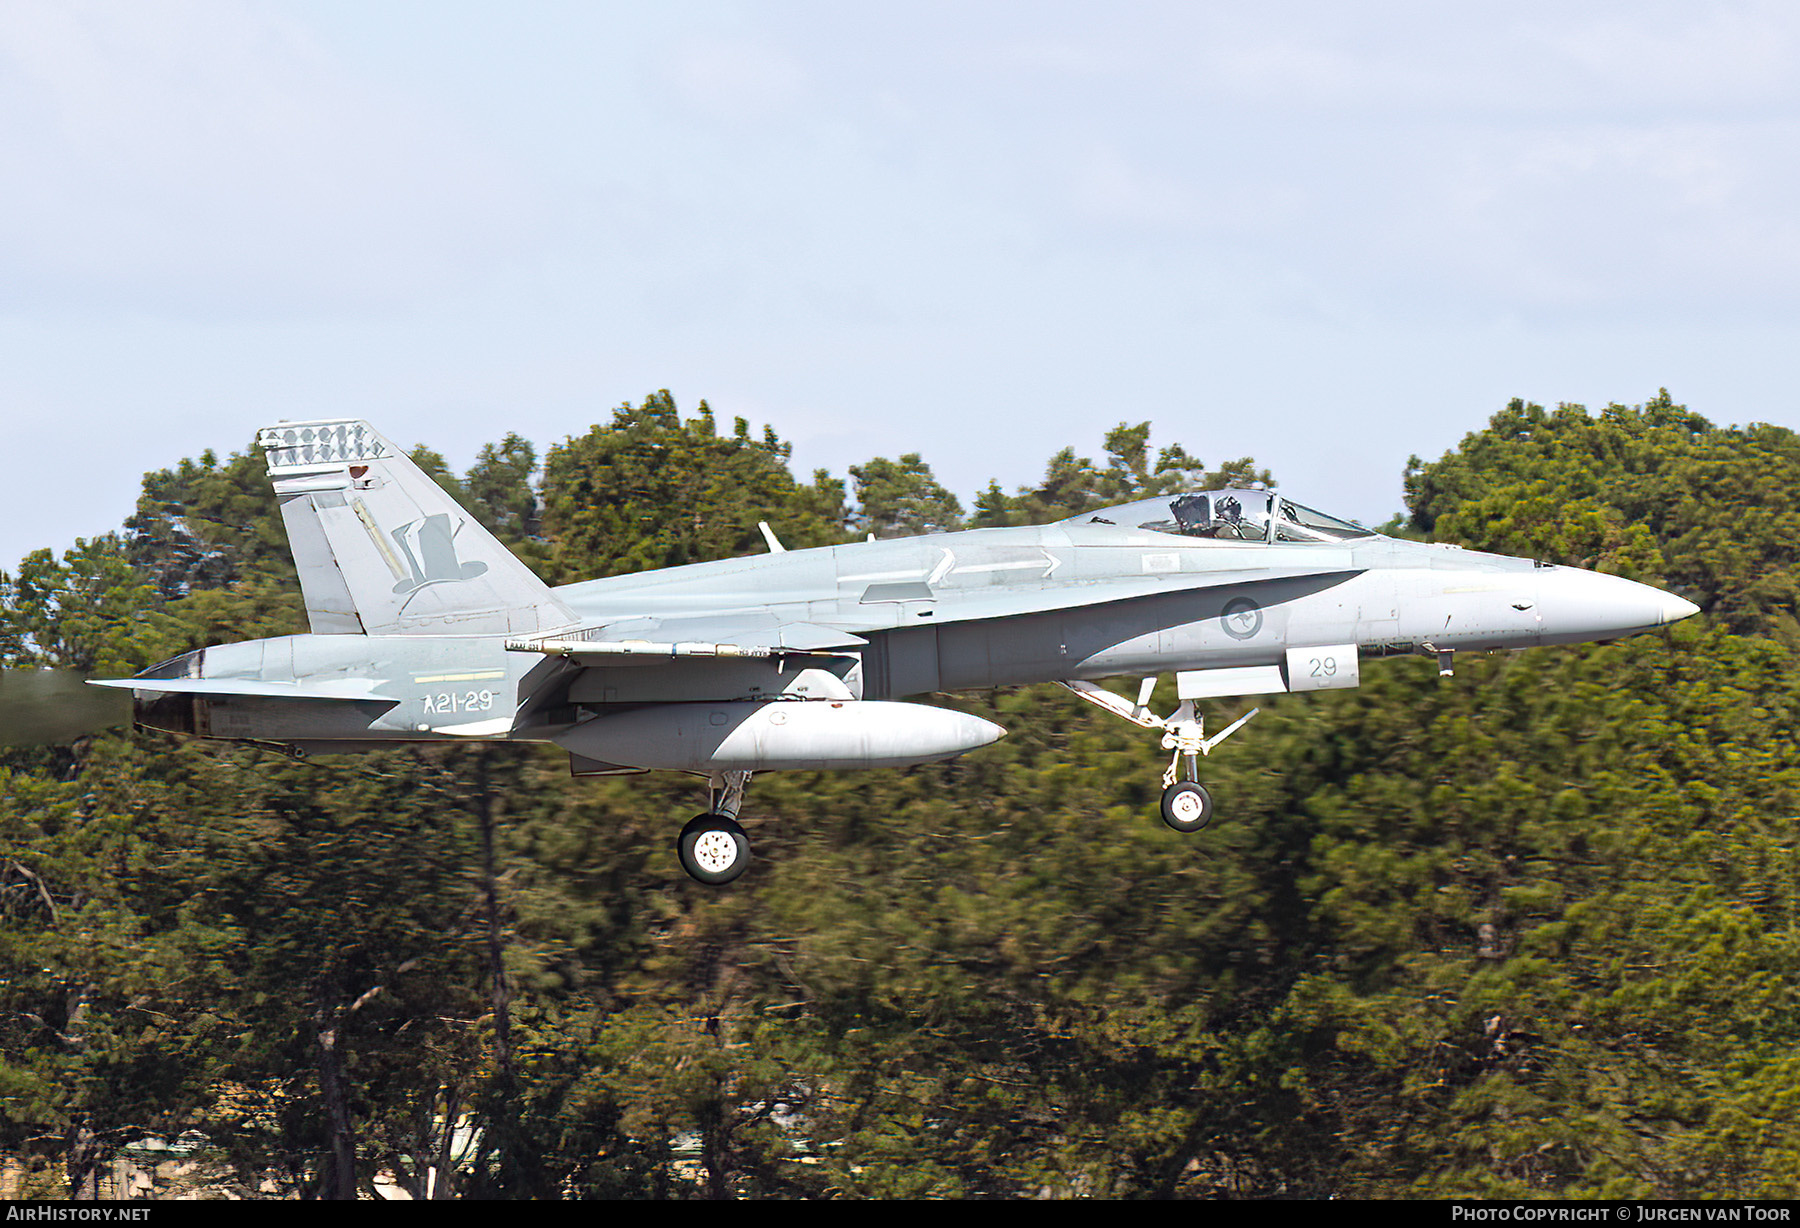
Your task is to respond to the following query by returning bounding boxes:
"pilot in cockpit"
[1170,492,1246,538]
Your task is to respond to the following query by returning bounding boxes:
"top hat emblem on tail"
[258,420,575,637]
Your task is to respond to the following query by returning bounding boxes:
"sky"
[4,1,1799,571]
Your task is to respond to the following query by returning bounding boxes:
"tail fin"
[258,420,575,636]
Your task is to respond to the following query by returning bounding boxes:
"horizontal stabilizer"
[89,677,394,702]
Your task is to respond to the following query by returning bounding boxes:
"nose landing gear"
[1060,679,1258,834]
[1159,780,1213,832]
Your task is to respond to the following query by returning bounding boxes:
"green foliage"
[126,445,293,602]
[1406,391,1800,638]
[540,391,849,582]
[406,445,468,502]
[4,390,1799,1198]
[1263,626,1800,1197]
[973,421,1272,527]
[850,454,963,538]
[464,434,542,547]
[1,537,182,675]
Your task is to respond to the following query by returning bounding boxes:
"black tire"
[1159,781,1213,833]
[677,813,752,884]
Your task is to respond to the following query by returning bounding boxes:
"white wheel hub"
[1169,789,1205,822]
[692,829,741,874]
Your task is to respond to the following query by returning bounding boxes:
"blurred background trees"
[2,391,1795,1199]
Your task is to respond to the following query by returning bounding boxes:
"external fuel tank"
[554,699,1004,773]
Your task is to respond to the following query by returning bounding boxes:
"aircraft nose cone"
[1537,568,1698,645]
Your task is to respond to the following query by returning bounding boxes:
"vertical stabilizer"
[258,420,576,636]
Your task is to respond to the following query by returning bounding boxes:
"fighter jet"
[90,419,1699,884]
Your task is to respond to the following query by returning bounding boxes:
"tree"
[540,392,848,582]
[464,434,542,547]
[9,393,1800,1199]
[1,537,183,675]
[1404,391,1800,639]
[972,421,1271,527]
[849,454,964,539]
[125,445,294,602]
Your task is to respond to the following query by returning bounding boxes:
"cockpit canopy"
[1061,489,1375,544]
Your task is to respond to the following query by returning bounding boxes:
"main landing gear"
[1059,679,1259,834]
[676,771,754,884]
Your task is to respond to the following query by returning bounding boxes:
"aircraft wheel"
[677,813,752,885]
[1159,781,1214,833]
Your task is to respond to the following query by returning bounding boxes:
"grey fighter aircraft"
[91,419,1699,884]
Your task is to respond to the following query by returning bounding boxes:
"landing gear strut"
[675,771,754,884]
[1060,679,1258,834]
